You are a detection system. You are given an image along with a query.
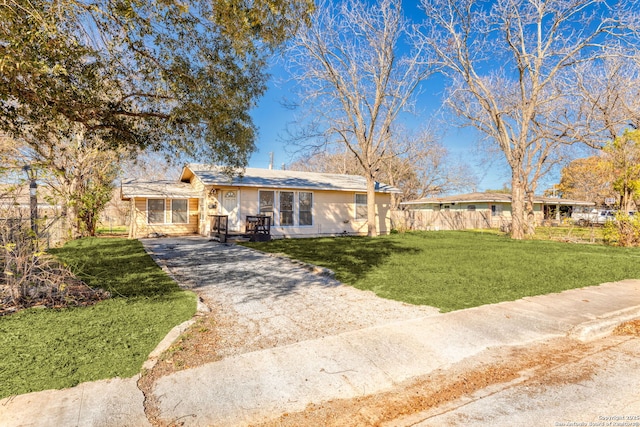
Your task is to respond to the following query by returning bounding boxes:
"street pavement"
[394,336,640,427]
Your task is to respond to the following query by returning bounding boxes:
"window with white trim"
[299,192,313,226]
[259,191,274,224]
[171,199,188,224]
[355,193,367,220]
[280,191,294,226]
[148,199,165,224]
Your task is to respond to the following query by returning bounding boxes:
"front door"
[221,190,239,231]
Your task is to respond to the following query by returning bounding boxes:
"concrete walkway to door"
[141,236,441,359]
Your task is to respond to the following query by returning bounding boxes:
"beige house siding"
[123,165,400,239]
[129,197,199,237]
[187,176,208,236]
[203,187,393,238]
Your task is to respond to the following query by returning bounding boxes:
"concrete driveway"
[141,236,440,358]
[139,238,640,426]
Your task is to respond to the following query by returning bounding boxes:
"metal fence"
[0,216,66,249]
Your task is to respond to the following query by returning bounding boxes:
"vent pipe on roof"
[269,152,273,170]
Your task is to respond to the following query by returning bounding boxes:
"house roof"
[537,196,595,206]
[120,180,201,200]
[180,164,402,194]
[401,192,595,206]
[0,184,61,209]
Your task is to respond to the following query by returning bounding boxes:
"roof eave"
[179,164,195,183]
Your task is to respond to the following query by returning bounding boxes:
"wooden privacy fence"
[391,210,512,232]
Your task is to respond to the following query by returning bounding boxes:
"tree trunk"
[510,175,526,240]
[68,176,84,239]
[621,185,633,213]
[525,190,536,236]
[128,199,136,239]
[69,204,82,239]
[366,176,378,237]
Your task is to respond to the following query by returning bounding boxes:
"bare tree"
[287,150,362,175]
[418,0,637,239]
[380,128,478,204]
[286,0,434,236]
[8,128,130,238]
[122,152,185,182]
[572,55,640,142]
[44,132,127,238]
[288,128,477,209]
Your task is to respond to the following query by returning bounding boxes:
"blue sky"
[247,63,515,191]
[245,0,627,194]
[246,0,516,192]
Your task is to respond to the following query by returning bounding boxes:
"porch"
[210,214,271,243]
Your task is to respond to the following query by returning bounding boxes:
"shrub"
[603,212,640,247]
[0,220,108,315]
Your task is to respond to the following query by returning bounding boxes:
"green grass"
[0,238,196,399]
[96,225,128,236]
[242,231,640,313]
[533,225,605,243]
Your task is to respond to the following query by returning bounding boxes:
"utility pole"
[22,165,37,236]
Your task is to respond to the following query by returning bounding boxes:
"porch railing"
[245,215,271,242]
[210,215,228,243]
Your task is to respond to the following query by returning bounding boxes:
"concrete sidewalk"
[3,279,637,426]
[150,279,640,426]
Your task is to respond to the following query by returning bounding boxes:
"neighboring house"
[0,183,62,221]
[398,192,594,231]
[121,164,401,239]
[0,184,62,219]
[0,184,66,246]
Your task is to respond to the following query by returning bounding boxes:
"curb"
[142,297,210,372]
[140,241,212,371]
[142,319,196,371]
[568,304,640,342]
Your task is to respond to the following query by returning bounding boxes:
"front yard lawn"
[243,231,640,312]
[0,238,196,399]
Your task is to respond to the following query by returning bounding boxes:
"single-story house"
[0,184,66,246]
[121,164,401,239]
[0,184,62,219]
[399,192,594,230]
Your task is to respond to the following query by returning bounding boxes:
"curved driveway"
[141,237,440,358]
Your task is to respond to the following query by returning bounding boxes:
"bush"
[0,220,108,315]
[603,213,640,247]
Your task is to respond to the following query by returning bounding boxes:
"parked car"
[571,208,615,226]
